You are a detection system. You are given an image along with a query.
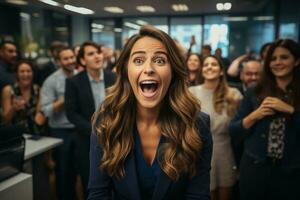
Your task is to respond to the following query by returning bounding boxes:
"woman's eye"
[154,57,166,65]
[133,58,144,65]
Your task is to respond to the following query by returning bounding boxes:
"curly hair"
[92,25,203,181]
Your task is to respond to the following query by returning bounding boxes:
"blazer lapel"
[116,152,141,200]
[83,72,95,109]
[152,169,172,200]
[152,139,172,200]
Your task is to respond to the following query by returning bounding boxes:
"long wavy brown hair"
[203,55,239,117]
[92,25,203,181]
[255,39,300,111]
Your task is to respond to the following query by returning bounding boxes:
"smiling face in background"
[187,54,201,72]
[202,56,223,81]
[58,49,76,73]
[127,36,172,111]
[17,63,33,86]
[270,47,299,80]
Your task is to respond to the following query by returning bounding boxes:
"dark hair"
[49,41,65,54]
[256,39,300,110]
[186,53,203,85]
[93,25,203,181]
[0,40,17,49]
[187,52,202,63]
[15,60,34,80]
[202,44,211,52]
[57,47,74,60]
[259,42,272,58]
[77,41,101,66]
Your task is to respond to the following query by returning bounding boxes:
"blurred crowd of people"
[0,30,299,200]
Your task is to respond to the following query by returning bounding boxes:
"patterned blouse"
[11,83,41,135]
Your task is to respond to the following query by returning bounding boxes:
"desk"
[23,135,63,199]
[0,173,32,200]
[0,135,63,200]
[24,134,63,160]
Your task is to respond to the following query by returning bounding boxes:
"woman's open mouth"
[139,80,159,98]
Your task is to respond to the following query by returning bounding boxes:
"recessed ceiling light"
[253,16,274,21]
[55,27,68,32]
[104,7,124,14]
[114,28,122,32]
[217,2,232,11]
[172,4,189,12]
[223,17,248,22]
[39,0,59,7]
[6,0,28,5]
[92,29,102,33]
[91,23,104,29]
[224,2,232,10]
[216,3,224,11]
[124,22,141,30]
[64,4,94,15]
[136,20,148,26]
[20,12,30,19]
[136,5,155,13]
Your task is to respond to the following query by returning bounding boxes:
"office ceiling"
[2,0,270,17]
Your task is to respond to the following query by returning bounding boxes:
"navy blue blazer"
[229,88,300,168]
[88,112,212,200]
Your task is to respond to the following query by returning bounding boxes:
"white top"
[189,85,242,143]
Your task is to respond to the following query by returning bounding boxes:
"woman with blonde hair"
[189,55,242,200]
[88,26,212,200]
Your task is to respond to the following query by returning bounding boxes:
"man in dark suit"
[65,41,116,196]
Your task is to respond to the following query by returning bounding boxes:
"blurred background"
[0,0,299,62]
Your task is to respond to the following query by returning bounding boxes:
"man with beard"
[40,47,77,200]
[239,60,262,95]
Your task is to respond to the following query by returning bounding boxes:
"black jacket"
[65,70,116,135]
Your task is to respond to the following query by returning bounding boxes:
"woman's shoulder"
[2,84,13,95]
[228,86,243,100]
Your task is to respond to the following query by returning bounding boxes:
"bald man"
[239,60,262,94]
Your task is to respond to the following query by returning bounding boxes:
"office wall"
[0,4,20,41]
[72,15,90,46]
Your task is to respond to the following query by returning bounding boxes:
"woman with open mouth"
[88,25,213,200]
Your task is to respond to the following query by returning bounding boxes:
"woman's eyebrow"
[130,51,146,57]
